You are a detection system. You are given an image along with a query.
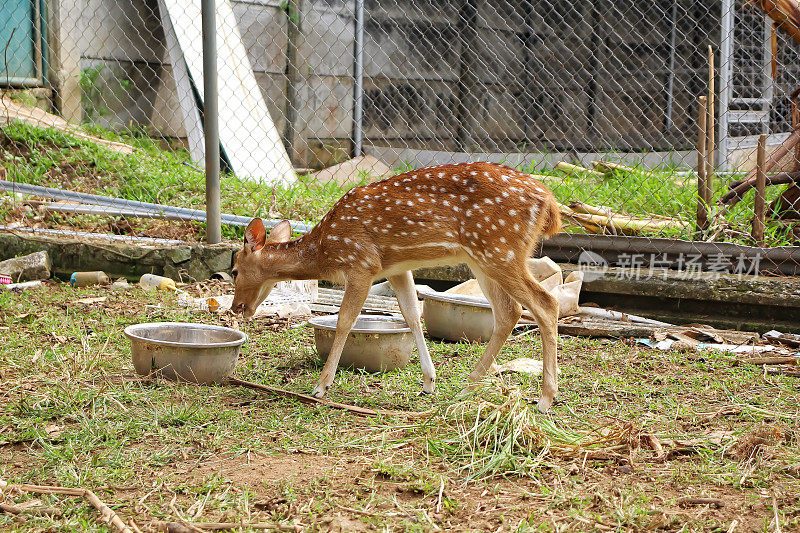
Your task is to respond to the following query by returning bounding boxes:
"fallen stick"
[228,377,432,419]
[555,161,606,178]
[640,433,665,461]
[737,356,798,365]
[1,483,133,533]
[727,170,800,189]
[156,522,297,532]
[0,501,63,517]
[677,497,725,508]
[766,369,800,377]
[721,128,800,206]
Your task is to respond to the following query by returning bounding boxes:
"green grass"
[1,120,797,246]
[1,283,799,531]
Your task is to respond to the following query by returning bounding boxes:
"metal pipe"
[664,0,678,131]
[202,0,222,243]
[352,0,364,157]
[718,0,735,170]
[0,180,314,233]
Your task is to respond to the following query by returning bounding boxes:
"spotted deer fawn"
[231,162,562,411]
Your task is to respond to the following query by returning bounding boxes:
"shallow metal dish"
[421,292,494,343]
[124,322,247,383]
[308,314,413,372]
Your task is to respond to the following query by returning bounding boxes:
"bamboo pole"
[697,96,709,233]
[707,46,716,187]
[753,134,768,244]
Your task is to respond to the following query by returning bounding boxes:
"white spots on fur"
[344,237,352,244]
[443,200,450,207]
[438,172,445,178]
[330,222,337,228]
[466,209,472,216]
[470,171,477,175]
[509,209,517,216]
[500,236,506,243]
[347,255,356,261]
[513,223,520,231]
[505,250,516,262]
[498,219,506,226]
[327,235,339,241]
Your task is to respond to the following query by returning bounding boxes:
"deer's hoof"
[311,386,327,399]
[537,396,553,413]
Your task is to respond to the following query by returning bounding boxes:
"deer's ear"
[267,220,292,244]
[244,218,267,251]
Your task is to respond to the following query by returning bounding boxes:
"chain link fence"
[2,0,800,276]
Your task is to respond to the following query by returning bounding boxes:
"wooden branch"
[753,134,767,244]
[0,501,63,517]
[156,522,297,532]
[721,128,800,205]
[728,170,800,188]
[4,483,133,533]
[678,497,725,508]
[228,377,433,419]
[697,96,709,233]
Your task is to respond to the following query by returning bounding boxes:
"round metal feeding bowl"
[422,292,494,343]
[308,314,414,372]
[124,322,247,383]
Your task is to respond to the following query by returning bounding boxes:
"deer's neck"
[263,234,322,281]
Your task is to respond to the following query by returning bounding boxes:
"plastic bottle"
[139,273,177,291]
[70,271,110,287]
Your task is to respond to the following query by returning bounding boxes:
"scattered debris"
[110,278,132,290]
[0,250,51,282]
[210,271,233,283]
[71,297,108,306]
[70,271,110,287]
[139,274,178,291]
[491,358,544,376]
[0,280,43,291]
[178,280,316,319]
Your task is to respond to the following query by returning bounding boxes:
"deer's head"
[231,218,292,318]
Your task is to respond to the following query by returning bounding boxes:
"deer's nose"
[232,302,246,314]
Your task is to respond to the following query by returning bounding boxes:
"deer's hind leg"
[482,262,559,412]
[466,269,524,383]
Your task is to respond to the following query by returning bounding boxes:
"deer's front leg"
[311,276,371,398]
[387,271,436,394]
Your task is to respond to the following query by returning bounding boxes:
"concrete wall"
[46,0,800,168]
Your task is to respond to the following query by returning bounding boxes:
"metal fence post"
[352,0,364,158]
[202,0,222,244]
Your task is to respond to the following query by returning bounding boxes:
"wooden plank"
[161,0,295,184]
[157,0,206,164]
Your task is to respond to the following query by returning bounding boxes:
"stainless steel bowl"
[124,322,247,383]
[308,314,413,372]
[422,292,494,343]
